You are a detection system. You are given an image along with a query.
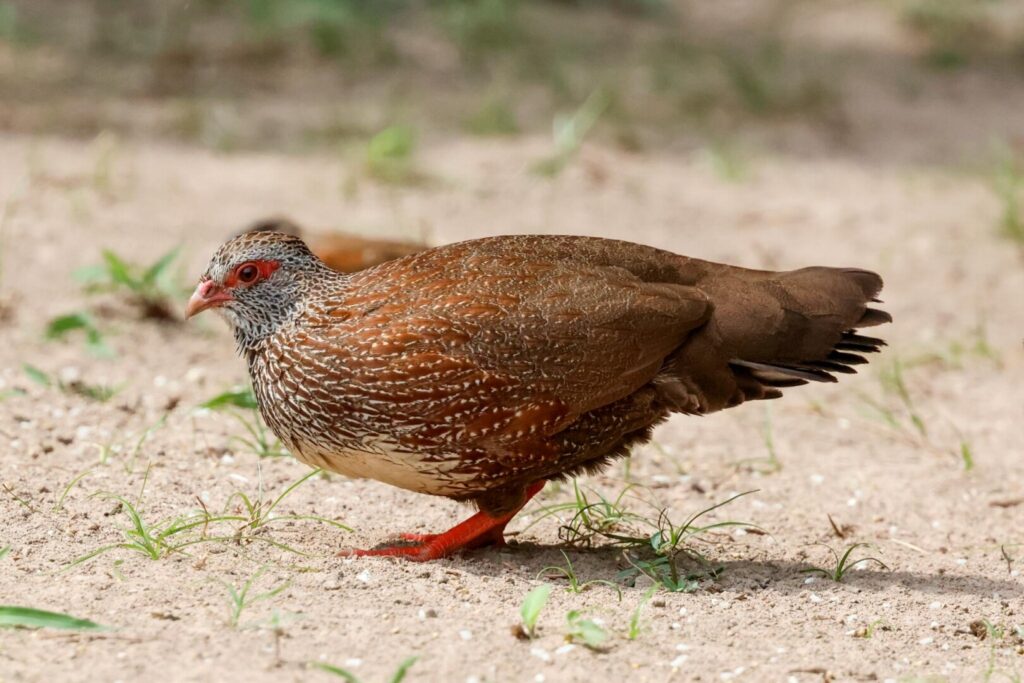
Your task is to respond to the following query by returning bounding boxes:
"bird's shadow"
[449,542,1023,600]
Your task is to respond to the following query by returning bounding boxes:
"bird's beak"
[186,280,233,319]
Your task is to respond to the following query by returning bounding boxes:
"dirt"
[2,3,1024,683]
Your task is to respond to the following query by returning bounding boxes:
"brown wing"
[297,239,709,450]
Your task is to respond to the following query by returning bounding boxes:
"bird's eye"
[237,264,259,284]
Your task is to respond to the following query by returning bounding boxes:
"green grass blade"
[264,469,322,520]
[201,387,259,410]
[520,584,552,636]
[0,606,107,631]
[101,249,137,288]
[45,312,94,340]
[53,468,92,512]
[22,364,51,386]
[142,246,181,286]
[311,662,361,682]
[389,656,418,683]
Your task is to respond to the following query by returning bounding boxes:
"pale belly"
[288,438,470,497]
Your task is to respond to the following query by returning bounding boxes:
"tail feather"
[857,308,893,327]
[724,267,890,393]
[835,331,886,353]
[827,350,869,365]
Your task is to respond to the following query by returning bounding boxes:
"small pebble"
[530,647,550,662]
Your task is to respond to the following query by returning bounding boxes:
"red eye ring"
[225,260,279,288]
[236,263,260,284]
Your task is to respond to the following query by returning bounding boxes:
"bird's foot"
[339,481,544,562]
[338,514,510,561]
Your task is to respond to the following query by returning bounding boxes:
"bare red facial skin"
[186,261,281,318]
[224,260,280,288]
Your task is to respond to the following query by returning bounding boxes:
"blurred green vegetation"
[0,0,1022,155]
[899,0,996,69]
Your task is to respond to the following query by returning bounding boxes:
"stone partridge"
[187,231,890,560]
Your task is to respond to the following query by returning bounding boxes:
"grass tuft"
[537,550,622,598]
[45,311,114,358]
[530,482,757,592]
[564,609,608,650]
[218,564,291,628]
[23,363,121,402]
[66,468,348,569]
[75,246,186,321]
[801,543,889,582]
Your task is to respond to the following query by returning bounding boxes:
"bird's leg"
[341,481,545,562]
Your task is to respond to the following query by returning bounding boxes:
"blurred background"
[2,0,1023,349]
[1,0,1022,351]
[2,5,1024,680]
[3,0,1024,168]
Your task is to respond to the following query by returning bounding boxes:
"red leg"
[340,481,545,562]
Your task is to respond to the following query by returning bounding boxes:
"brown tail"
[725,267,890,390]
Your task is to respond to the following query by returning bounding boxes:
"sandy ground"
[0,128,1021,682]
[2,3,1024,680]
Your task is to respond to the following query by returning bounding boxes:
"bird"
[187,231,890,561]
[241,216,427,273]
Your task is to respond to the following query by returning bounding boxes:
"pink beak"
[186,280,233,318]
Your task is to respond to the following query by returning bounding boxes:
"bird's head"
[187,230,333,349]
